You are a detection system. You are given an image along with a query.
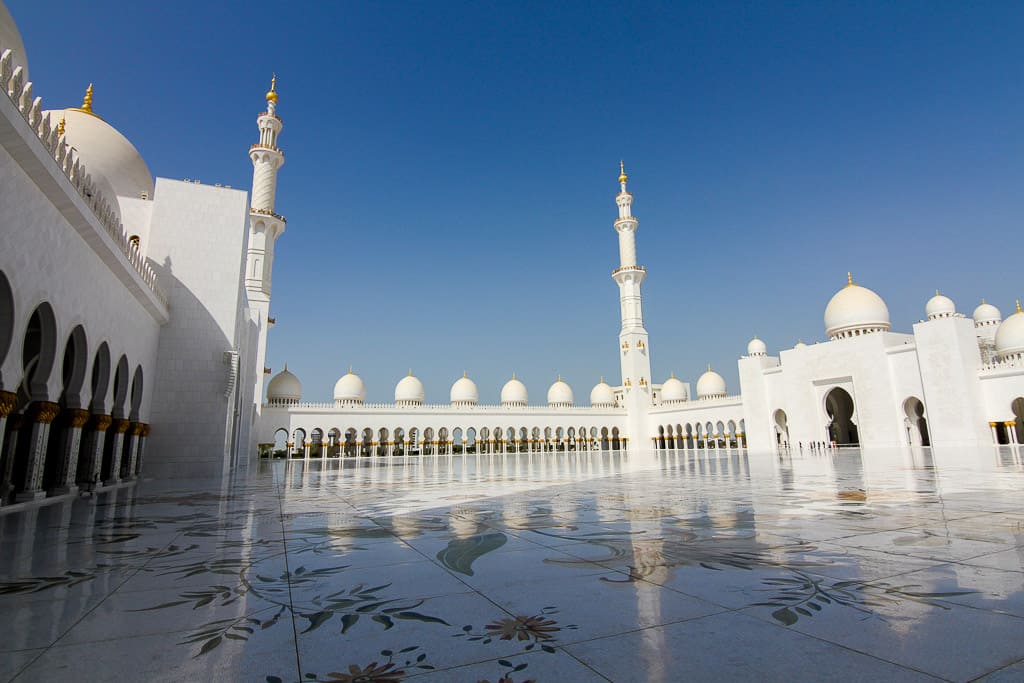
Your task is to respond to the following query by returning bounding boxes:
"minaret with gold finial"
[612,162,654,450]
[247,75,287,413]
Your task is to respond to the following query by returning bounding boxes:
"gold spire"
[408,368,413,377]
[557,373,562,382]
[462,370,467,378]
[348,365,353,374]
[56,117,65,136]
[599,376,604,383]
[670,371,676,379]
[511,372,516,380]
[935,289,940,296]
[707,363,712,372]
[1017,299,1022,313]
[618,160,628,184]
[81,83,93,113]
[846,272,854,287]
[982,298,987,304]
[265,74,278,103]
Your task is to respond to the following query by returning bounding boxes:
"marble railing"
[1,47,168,307]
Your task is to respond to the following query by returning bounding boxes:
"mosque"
[1,2,1022,508]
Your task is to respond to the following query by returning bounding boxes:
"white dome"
[661,374,687,403]
[333,369,366,405]
[995,302,1024,360]
[794,340,808,349]
[48,107,154,206]
[394,372,424,405]
[546,377,574,407]
[450,373,478,405]
[0,1,29,81]
[590,379,616,407]
[696,366,727,400]
[925,291,956,320]
[266,365,301,403]
[973,300,1002,326]
[824,275,891,339]
[500,375,528,406]
[747,336,767,356]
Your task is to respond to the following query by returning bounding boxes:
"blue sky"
[10,1,1024,403]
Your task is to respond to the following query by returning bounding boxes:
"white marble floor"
[2,446,1024,682]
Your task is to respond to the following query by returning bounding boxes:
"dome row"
[753,276,1024,360]
[268,368,731,405]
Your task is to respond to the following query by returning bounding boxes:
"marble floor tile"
[565,611,940,682]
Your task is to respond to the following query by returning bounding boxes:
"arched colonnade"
[0,269,151,504]
[653,419,746,451]
[265,423,628,458]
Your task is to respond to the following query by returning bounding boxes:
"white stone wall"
[0,133,160,415]
[144,179,251,478]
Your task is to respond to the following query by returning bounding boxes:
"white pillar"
[18,402,60,502]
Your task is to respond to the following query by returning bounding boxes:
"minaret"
[612,163,653,450]
[245,75,286,300]
[246,76,286,418]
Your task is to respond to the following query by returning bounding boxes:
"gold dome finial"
[511,372,516,380]
[670,371,676,379]
[80,83,94,114]
[935,288,940,296]
[982,298,987,304]
[847,272,854,287]
[348,365,353,374]
[266,74,278,103]
[408,368,413,377]
[56,116,65,136]
[599,375,604,383]
[618,160,628,184]
[1017,299,1022,313]
[557,373,562,382]
[462,370,467,378]
[707,363,712,372]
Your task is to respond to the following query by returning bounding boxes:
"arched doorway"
[773,409,789,451]
[903,397,930,446]
[1012,398,1024,444]
[825,387,859,446]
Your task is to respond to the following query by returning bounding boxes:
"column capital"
[112,418,131,434]
[141,423,151,437]
[0,390,17,418]
[67,408,91,429]
[92,414,113,432]
[32,401,61,424]
[130,421,145,436]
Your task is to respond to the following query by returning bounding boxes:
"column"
[1007,422,1019,446]
[104,418,130,486]
[990,422,999,445]
[53,408,90,494]
[18,401,61,502]
[303,441,311,459]
[80,414,112,488]
[124,422,144,480]
[1,412,23,504]
[135,423,150,476]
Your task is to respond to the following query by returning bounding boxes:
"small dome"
[696,365,727,400]
[747,336,767,356]
[394,371,424,405]
[995,301,1024,360]
[450,373,478,406]
[661,373,687,403]
[590,379,616,407]
[794,340,808,349]
[334,368,366,405]
[824,273,891,339]
[547,377,574,407]
[925,291,956,320]
[973,300,1002,327]
[48,107,154,206]
[0,2,29,81]
[500,374,528,406]
[267,365,301,403]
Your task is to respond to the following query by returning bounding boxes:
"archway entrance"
[825,387,859,446]
[773,409,789,451]
[1013,397,1024,444]
[903,397,930,446]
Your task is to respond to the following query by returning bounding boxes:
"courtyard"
[1,447,1023,682]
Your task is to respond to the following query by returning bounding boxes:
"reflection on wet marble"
[2,446,1024,681]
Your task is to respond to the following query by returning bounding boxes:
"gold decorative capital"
[92,414,113,432]
[33,401,61,425]
[112,418,131,434]
[141,423,151,437]
[130,421,145,436]
[67,408,90,429]
[0,391,17,418]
